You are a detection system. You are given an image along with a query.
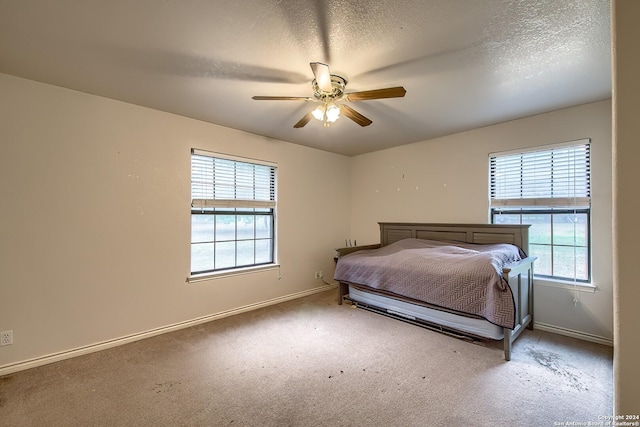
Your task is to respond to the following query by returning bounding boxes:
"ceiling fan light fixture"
[312,105,325,121]
[312,102,340,125]
[325,103,340,122]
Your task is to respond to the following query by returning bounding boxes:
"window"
[190,149,276,274]
[489,140,591,282]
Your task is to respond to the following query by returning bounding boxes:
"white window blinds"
[489,140,590,208]
[191,149,276,209]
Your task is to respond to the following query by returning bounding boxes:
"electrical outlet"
[314,271,324,280]
[0,330,13,346]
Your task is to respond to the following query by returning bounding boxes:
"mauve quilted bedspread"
[334,238,525,329]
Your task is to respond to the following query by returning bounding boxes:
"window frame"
[489,140,591,283]
[490,207,591,283]
[189,149,277,277]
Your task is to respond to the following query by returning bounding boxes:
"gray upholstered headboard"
[379,223,530,252]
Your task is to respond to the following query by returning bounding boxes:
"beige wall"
[612,0,640,415]
[0,73,350,369]
[349,100,613,342]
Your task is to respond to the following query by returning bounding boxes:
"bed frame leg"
[503,329,512,361]
[527,265,534,330]
[338,282,348,305]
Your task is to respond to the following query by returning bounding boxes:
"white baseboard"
[0,284,337,376]
[533,322,613,347]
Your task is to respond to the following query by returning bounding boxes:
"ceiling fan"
[252,62,406,128]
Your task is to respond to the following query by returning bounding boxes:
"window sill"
[534,277,597,293]
[187,264,280,283]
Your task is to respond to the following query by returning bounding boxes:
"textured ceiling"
[0,0,611,156]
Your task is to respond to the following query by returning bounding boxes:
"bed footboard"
[502,256,535,360]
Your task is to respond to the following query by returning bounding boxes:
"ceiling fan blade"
[293,111,314,128]
[341,105,372,127]
[310,62,332,92]
[252,96,314,101]
[346,86,407,101]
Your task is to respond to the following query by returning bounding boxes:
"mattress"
[348,285,505,340]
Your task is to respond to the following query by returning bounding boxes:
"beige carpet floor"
[0,289,613,426]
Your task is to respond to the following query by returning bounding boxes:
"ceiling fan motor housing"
[312,75,347,101]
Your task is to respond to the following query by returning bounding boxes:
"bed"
[334,223,536,361]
